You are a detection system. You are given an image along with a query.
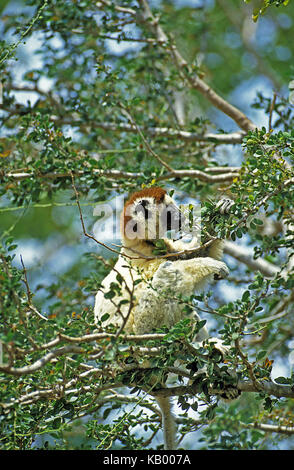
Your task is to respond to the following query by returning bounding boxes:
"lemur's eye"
[135,200,150,219]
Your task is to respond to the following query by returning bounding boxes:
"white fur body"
[94,238,227,338]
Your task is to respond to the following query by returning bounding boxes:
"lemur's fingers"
[216,197,234,215]
[213,261,229,280]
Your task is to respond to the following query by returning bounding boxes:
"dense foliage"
[0,0,294,450]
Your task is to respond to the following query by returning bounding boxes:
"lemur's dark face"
[123,188,183,241]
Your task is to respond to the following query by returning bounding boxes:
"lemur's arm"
[132,257,229,335]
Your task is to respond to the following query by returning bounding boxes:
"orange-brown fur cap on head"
[122,187,167,239]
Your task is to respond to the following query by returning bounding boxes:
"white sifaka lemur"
[94,187,238,450]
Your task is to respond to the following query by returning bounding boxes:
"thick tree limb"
[150,379,294,399]
[237,379,294,399]
[224,240,280,278]
[244,422,294,435]
[3,167,239,184]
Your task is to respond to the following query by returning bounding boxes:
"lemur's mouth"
[145,229,184,246]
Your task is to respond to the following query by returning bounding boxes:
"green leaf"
[101,313,110,323]
[242,290,250,302]
[274,376,291,385]
[256,350,267,361]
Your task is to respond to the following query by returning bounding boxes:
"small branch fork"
[136,0,256,133]
[96,0,256,132]
[118,102,174,172]
[20,255,48,321]
[70,172,122,258]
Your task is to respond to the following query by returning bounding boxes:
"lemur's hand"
[215,197,234,215]
[213,261,229,280]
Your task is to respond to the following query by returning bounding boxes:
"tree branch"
[2,104,247,144]
[49,117,247,144]
[244,421,294,435]
[118,102,174,172]
[3,167,239,184]
[20,255,48,321]
[137,0,256,132]
[224,240,280,278]
[237,379,294,399]
[96,0,136,16]
[0,345,83,376]
[148,379,294,399]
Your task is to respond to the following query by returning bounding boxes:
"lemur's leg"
[151,259,230,357]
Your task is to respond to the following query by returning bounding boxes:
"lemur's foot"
[217,386,242,401]
[210,372,241,401]
[190,338,241,401]
[207,339,241,401]
[200,337,229,359]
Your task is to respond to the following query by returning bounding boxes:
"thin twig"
[70,172,122,257]
[269,91,277,132]
[118,102,174,172]
[20,256,47,321]
[0,1,49,66]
